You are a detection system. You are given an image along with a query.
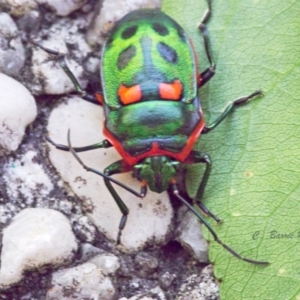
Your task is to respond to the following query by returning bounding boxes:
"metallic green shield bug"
[36,0,269,265]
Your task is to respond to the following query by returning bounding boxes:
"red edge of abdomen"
[103,110,205,166]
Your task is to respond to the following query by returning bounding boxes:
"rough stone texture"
[86,0,162,46]
[0,13,25,76]
[134,252,159,278]
[4,150,53,205]
[47,97,173,251]
[120,286,166,300]
[175,266,219,300]
[88,253,120,275]
[36,0,87,16]
[0,208,78,289]
[0,73,37,154]
[0,0,37,16]
[46,262,116,300]
[176,207,209,262]
[0,0,86,17]
[31,40,87,95]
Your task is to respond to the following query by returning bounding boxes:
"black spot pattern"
[157,42,178,64]
[152,23,169,36]
[117,45,136,70]
[121,25,138,39]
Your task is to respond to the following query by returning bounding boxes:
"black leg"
[185,151,221,223]
[203,90,263,133]
[67,130,146,244]
[66,130,142,197]
[170,181,269,265]
[46,134,112,152]
[197,201,221,223]
[105,161,150,243]
[32,41,101,105]
[198,0,216,87]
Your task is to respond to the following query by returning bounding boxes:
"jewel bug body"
[101,9,204,193]
[36,0,269,265]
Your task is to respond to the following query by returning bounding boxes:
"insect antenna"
[170,182,269,265]
[67,129,142,198]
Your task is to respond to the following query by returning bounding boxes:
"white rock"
[122,298,155,300]
[80,243,104,260]
[4,150,53,205]
[47,97,173,251]
[120,286,166,300]
[0,0,37,16]
[46,19,92,58]
[31,40,86,95]
[86,0,162,46]
[0,208,78,289]
[36,0,87,16]
[72,215,97,242]
[46,262,116,300]
[176,207,208,262]
[0,204,13,225]
[0,13,25,76]
[175,266,219,300]
[88,253,120,275]
[0,73,37,153]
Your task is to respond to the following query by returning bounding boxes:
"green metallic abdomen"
[105,101,201,156]
[101,9,197,109]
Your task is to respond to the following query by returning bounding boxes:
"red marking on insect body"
[118,84,142,105]
[103,114,205,166]
[159,80,183,100]
[95,92,104,105]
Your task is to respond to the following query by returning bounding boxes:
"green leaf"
[162,0,300,299]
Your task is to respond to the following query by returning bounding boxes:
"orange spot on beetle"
[159,80,183,100]
[118,84,142,105]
